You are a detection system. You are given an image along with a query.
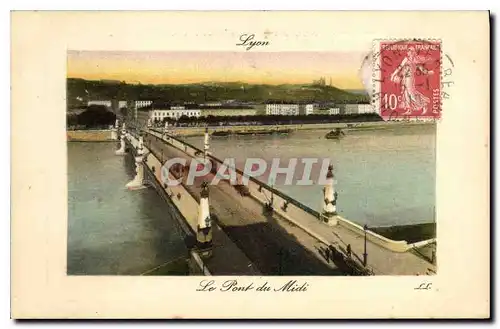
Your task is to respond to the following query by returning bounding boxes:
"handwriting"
[196,279,216,292]
[236,34,269,51]
[414,282,432,290]
[274,280,309,292]
[196,279,308,292]
[220,279,255,292]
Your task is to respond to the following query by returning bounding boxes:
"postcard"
[11,11,490,318]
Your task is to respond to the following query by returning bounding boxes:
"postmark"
[372,39,442,121]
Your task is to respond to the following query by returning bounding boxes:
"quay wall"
[128,133,200,235]
[147,129,414,253]
[126,133,203,264]
[67,129,116,141]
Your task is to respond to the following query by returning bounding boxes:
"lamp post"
[363,224,368,267]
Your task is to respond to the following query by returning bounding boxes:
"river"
[67,142,188,275]
[183,124,436,227]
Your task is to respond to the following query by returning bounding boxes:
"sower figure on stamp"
[390,47,435,115]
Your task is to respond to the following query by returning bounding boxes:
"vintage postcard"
[11,11,490,318]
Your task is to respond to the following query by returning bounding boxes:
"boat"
[236,128,293,136]
[211,131,231,137]
[236,130,273,136]
[325,128,345,140]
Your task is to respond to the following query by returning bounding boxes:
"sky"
[67,51,367,89]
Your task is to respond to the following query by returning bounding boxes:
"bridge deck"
[145,134,343,275]
[144,131,435,276]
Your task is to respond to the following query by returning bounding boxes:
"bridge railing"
[146,128,414,255]
[149,128,322,218]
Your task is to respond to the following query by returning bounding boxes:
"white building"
[202,102,223,107]
[88,100,112,108]
[357,104,376,114]
[135,100,153,109]
[329,108,341,115]
[265,104,300,116]
[304,104,316,115]
[150,106,201,121]
[343,104,375,115]
[118,100,127,109]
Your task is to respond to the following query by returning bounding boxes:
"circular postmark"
[360,39,454,122]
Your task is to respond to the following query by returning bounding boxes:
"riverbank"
[372,223,436,244]
[161,120,435,137]
[372,223,437,266]
[67,129,116,142]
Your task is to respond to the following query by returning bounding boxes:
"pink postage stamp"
[372,39,442,121]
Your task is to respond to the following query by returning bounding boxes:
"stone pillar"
[125,134,145,190]
[321,165,338,226]
[164,121,169,136]
[139,135,144,150]
[111,119,119,140]
[115,128,126,155]
[203,127,210,158]
[197,181,213,257]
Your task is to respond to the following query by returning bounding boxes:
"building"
[357,104,376,114]
[303,104,317,115]
[200,108,258,117]
[329,108,341,115]
[265,103,300,116]
[87,100,112,108]
[313,77,327,86]
[201,102,223,107]
[341,103,375,115]
[149,105,201,122]
[87,99,128,112]
[135,100,153,109]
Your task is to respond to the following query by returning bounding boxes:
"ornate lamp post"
[363,224,368,266]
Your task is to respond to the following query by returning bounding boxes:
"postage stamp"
[372,39,442,121]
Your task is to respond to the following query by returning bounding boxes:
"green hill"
[67,78,369,108]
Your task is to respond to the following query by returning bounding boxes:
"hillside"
[67,78,369,108]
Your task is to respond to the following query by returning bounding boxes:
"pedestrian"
[346,244,351,257]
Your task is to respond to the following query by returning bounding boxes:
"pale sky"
[67,51,367,89]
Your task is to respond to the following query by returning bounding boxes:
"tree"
[77,105,116,128]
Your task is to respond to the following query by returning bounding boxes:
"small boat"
[236,128,292,136]
[325,128,345,140]
[236,130,273,136]
[212,131,231,137]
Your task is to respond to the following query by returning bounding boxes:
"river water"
[67,142,188,275]
[184,124,436,227]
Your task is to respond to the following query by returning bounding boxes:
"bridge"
[112,122,436,276]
